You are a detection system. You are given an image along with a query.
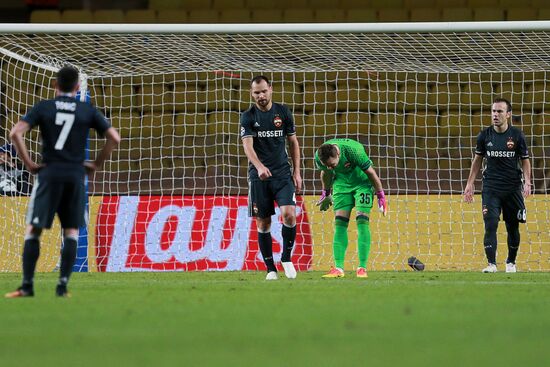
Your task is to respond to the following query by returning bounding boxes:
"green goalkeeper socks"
[357,215,371,268]
[333,216,350,269]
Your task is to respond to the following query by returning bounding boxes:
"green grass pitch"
[1,271,549,367]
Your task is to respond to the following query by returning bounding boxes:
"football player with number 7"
[315,139,387,278]
[5,66,120,298]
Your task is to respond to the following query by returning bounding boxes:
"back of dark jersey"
[475,125,529,193]
[240,102,296,181]
[22,96,110,167]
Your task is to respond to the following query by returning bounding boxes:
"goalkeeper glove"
[316,189,333,211]
[376,190,387,216]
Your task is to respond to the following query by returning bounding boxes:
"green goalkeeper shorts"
[333,183,374,213]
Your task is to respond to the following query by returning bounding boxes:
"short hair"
[250,75,271,87]
[56,66,79,93]
[493,97,512,112]
[318,144,338,164]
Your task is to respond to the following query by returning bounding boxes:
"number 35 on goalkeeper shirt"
[95,196,313,272]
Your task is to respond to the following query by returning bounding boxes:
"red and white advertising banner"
[96,196,313,272]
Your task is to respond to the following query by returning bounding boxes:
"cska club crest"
[273,115,283,128]
[506,137,515,150]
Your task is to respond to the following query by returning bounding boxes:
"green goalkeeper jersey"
[314,138,373,192]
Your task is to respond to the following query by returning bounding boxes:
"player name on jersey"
[55,101,76,111]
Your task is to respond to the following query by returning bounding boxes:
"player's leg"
[274,178,297,278]
[6,175,58,298]
[502,190,526,272]
[324,209,351,277]
[504,220,519,273]
[278,203,297,278]
[21,225,43,294]
[481,190,501,272]
[56,178,86,296]
[4,225,43,298]
[356,213,371,267]
[279,205,296,259]
[256,216,277,279]
[334,213,350,269]
[249,180,277,278]
[354,187,374,277]
[333,192,354,270]
[54,228,78,296]
[279,205,297,279]
[322,190,353,278]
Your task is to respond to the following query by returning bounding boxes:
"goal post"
[0,22,548,272]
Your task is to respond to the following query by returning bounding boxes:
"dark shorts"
[248,178,296,218]
[26,167,86,229]
[482,189,526,224]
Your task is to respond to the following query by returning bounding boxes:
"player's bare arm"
[242,136,271,180]
[522,158,532,198]
[84,127,121,175]
[464,154,483,203]
[364,166,388,216]
[316,170,334,211]
[364,166,383,193]
[287,134,302,193]
[320,169,334,191]
[9,120,42,174]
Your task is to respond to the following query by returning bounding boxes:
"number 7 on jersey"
[54,112,75,150]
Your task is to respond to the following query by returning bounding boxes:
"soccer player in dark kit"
[240,75,302,280]
[464,98,531,273]
[5,66,120,297]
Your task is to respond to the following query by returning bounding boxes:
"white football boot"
[265,271,278,280]
[482,263,498,273]
[505,263,517,273]
[281,262,297,279]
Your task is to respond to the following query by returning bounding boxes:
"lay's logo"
[95,196,313,272]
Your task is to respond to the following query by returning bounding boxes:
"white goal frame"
[0,21,548,272]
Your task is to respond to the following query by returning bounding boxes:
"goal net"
[0,23,548,272]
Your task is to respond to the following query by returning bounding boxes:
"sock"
[281,223,296,262]
[356,215,371,268]
[22,237,40,290]
[59,237,77,286]
[258,231,277,272]
[505,221,520,264]
[333,216,350,269]
[483,216,499,265]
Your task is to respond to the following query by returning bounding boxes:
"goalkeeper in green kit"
[315,138,387,278]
